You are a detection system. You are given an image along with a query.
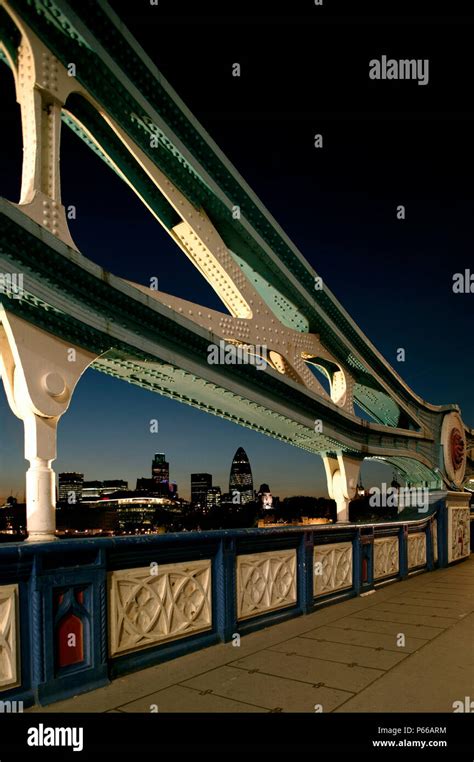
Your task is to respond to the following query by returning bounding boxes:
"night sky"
[0,1,472,501]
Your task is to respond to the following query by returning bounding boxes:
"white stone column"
[322,453,361,522]
[23,413,58,542]
[0,310,100,542]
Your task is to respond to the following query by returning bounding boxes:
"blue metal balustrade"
[0,495,466,709]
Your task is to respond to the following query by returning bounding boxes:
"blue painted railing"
[0,497,464,708]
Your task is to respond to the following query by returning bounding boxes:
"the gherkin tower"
[229,447,254,505]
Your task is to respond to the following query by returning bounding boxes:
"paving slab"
[388,595,471,612]
[180,665,351,713]
[351,609,457,628]
[417,584,474,595]
[270,635,407,670]
[118,684,268,713]
[229,649,383,693]
[303,624,428,653]
[26,643,242,713]
[333,616,444,640]
[377,601,469,618]
[335,612,474,712]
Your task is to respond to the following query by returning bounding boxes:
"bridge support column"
[322,454,361,522]
[0,309,100,541]
[23,413,58,542]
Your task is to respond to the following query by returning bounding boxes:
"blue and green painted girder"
[0,1,471,488]
[1,0,456,434]
[0,198,445,484]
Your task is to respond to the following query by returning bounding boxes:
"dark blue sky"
[0,2,472,501]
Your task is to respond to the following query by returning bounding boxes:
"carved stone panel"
[408,532,426,569]
[109,559,212,656]
[237,550,297,620]
[0,584,19,690]
[314,541,352,596]
[374,537,399,579]
[448,507,470,563]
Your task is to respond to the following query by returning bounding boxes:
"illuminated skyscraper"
[206,486,221,510]
[229,447,253,505]
[58,472,84,503]
[191,473,212,507]
[152,453,169,484]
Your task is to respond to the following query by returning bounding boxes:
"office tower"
[103,479,128,493]
[229,447,253,505]
[82,480,128,500]
[136,477,154,494]
[82,480,103,500]
[206,486,221,510]
[191,473,212,506]
[152,453,169,484]
[58,472,84,503]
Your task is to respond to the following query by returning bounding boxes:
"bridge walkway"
[28,557,474,714]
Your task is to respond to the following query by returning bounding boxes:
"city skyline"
[0,409,394,506]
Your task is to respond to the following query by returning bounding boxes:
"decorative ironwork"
[450,428,465,471]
